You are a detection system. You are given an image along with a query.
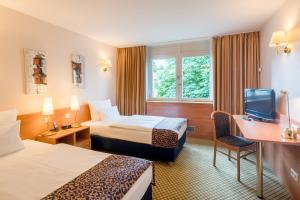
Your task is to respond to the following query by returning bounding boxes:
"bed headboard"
[17,104,91,140]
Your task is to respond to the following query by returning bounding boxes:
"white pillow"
[89,99,112,121]
[99,106,120,121]
[0,109,18,124]
[0,121,24,157]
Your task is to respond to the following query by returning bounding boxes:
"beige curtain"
[116,46,146,115]
[213,32,260,115]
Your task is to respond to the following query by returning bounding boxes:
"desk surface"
[233,115,300,146]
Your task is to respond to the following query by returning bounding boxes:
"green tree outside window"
[151,56,210,99]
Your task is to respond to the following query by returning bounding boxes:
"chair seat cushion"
[218,136,254,147]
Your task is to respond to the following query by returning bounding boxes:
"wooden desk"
[233,115,300,198]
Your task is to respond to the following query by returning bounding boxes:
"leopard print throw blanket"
[42,154,152,200]
[152,118,187,148]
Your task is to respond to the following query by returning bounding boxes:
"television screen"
[244,89,276,120]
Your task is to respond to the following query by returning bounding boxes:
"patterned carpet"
[153,139,292,200]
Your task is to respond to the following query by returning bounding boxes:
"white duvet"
[109,115,165,131]
[82,115,187,145]
[0,140,152,200]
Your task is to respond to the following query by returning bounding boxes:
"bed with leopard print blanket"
[86,116,187,162]
[42,154,153,200]
[152,118,187,148]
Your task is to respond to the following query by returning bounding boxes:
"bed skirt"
[142,184,152,200]
[91,132,186,162]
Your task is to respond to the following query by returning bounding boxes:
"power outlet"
[186,126,195,132]
[290,168,299,183]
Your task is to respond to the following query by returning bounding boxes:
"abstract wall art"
[24,49,47,94]
[71,54,85,88]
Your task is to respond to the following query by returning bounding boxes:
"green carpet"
[153,139,291,200]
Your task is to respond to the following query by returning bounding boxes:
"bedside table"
[36,126,91,149]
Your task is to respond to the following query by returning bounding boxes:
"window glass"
[147,41,212,102]
[182,55,210,99]
[152,58,177,98]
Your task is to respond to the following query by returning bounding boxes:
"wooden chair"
[211,111,256,181]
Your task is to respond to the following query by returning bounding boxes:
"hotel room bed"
[0,140,153,200]
[82,115,187,162]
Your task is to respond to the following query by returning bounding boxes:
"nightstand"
[36,126,91,149]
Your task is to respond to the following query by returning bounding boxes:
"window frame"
[148,54,179,101]
[147,47,213,103]
[180,51,212,102]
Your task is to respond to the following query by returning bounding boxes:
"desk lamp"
[42,97,55,136]
[280,90,293,139]
[71,95,80,128]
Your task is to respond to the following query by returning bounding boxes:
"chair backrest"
[211,111,231,139]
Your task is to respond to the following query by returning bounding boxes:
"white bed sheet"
[0,140,152,200]
[82,118,187,145]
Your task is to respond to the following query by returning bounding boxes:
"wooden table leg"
[256,142,263,198]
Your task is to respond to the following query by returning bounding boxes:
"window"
[147,41,212,102]
[152,58,177,98]
[182,55,210,99]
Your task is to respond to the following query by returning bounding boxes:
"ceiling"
[0,0,286,47]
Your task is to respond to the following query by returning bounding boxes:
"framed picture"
[71,54,85,88]
[24,49,47,94]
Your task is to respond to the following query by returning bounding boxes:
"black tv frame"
[244,88,276,121]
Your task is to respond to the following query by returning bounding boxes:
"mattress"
[82,118,187,145]
[0,140,152,200]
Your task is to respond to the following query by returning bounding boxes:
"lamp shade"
[42,97,54,116]
[269,31,288,47]
[70,95,80,111]
[104,59,112,68]
[101,59,112,71]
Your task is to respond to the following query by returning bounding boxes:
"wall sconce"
[269,31,291,54]
[101,59,112,72]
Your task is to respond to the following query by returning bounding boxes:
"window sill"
[146,100,213,104]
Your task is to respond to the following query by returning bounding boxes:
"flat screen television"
[244,88,276,120]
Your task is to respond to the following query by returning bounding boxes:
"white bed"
[82,115,187,145]
[0,140,152,200]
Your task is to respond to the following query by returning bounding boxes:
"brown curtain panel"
[116,46,146,115]
[213,32,260,115]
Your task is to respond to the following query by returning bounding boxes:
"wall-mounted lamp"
[101,59,112,72]
[269,31,291,54]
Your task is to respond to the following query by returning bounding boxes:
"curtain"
[116,46,146,115]
[212,32,260,115]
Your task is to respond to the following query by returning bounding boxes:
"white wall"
[0,6,116,114]
[261,0,300,121]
